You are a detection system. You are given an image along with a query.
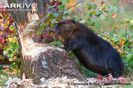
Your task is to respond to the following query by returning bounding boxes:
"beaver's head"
[55,19,77,42]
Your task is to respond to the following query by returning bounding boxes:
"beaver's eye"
[71,20,75,23]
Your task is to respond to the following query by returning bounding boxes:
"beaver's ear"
[70,19,76,23]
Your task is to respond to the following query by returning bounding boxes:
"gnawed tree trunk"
[8,0,86,84]
[20,17,85,84]
[21,43,85,84]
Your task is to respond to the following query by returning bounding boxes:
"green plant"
[71,1,118,30]
[36,0,70,46]
[37,0,69,32]
[0,12,19,64]
[0,68,8,86]
[100,27,133,75]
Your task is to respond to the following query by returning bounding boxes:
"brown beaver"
[54,19,125,81]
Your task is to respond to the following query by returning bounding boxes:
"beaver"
[54,19,124,80]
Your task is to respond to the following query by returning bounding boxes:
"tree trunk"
[8,0,86,84]
[8,0,49,24]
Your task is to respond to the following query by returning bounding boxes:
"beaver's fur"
[55,19,124,77]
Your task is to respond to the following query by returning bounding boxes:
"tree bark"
[8,0,86,84]
[21,42,85,84]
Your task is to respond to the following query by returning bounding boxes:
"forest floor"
[0,68,133,88]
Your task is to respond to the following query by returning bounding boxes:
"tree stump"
[21,44,85,84]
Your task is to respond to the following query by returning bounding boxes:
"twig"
[65,0,84,11]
